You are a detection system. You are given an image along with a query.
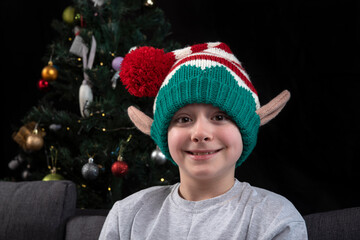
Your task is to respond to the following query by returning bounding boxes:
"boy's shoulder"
[240,182,304,222]
[250,184,292,205]
[112,184,176,212]
[237,182,307,239]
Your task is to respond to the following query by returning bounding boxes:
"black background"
[2,0,359,215]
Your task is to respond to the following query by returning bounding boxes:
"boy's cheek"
[167,130,183,158]
[168,129,192,164]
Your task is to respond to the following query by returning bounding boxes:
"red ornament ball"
[37,79,49,91]
[111,160,129,177]
[120,46,175,97]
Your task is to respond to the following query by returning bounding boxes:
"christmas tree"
[8,0,180,209]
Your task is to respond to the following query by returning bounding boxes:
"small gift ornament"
[12,122,46,152]
[69,27,88,58]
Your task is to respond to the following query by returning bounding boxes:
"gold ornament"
[12,122,46,151]
[41,61,58,82]
[25,131,44,151]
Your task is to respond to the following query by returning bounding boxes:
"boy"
[99,42,308,239]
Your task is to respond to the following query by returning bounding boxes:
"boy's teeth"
[192,151,215,155]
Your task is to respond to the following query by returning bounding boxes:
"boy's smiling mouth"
[185,149,222,156]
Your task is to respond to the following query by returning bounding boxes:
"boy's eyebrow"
[171,111,188,119]
[213,110,229,116]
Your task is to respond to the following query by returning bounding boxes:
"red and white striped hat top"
[160,42,260,109]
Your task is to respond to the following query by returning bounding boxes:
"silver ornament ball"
[81,158,99,180]
[151,147,167,165]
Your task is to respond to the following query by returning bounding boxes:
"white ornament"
[111,71,120,89]
[128,46,138,53]
[8,154,25,170]
[49,124,62,131]
[75,35,96,117]
[91,0,106,7]
[79,80,93,117]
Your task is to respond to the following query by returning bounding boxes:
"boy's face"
[167,103,243,182]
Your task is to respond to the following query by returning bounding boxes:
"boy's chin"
[181,165,231,181]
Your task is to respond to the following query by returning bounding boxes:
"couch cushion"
[65,215,106,240]
[0,180,76,240]
[304,207,360,240]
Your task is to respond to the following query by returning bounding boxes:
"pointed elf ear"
[127,106,153,136]
[255,90,291,126]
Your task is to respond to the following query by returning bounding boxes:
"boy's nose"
[190,118,213,143]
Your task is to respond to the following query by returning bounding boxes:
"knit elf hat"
[120,42,291,167]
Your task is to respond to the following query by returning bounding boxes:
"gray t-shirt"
[99,179,308,239]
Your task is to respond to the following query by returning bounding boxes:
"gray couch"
[0,180,359,240]
[0,180,107,240]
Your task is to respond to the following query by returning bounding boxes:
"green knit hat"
[120,42,261,167]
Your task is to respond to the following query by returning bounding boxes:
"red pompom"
[120,46,175,97]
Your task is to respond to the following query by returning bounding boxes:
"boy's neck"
[178,175,235,201]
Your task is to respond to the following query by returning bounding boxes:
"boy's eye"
[212,114,228,121]
[176,117,192,123]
